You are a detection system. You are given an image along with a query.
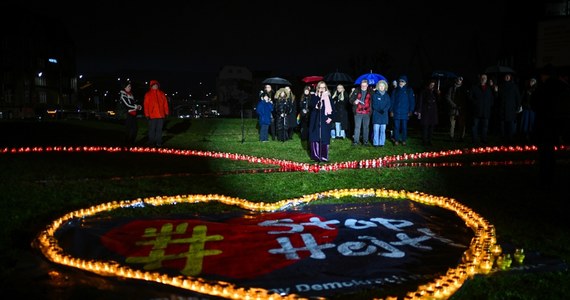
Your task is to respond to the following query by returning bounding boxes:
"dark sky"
[13,0,536,92]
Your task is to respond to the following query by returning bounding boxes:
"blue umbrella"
[354,71,387,86]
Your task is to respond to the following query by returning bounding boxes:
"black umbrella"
[262,77,292,86]
[323,71,353,84]
[431,70,457,79]
[431,70,458,90]
[484,65,516,75]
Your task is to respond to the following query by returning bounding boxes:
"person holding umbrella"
[274,88,292,141]
[308,81,334,162]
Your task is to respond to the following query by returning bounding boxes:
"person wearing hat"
[143,79,169,147]
[118,81,141,145]
[389,75,415,146]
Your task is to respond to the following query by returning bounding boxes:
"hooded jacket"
[144,80,169,119]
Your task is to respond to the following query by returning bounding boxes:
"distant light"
[38,72,43,77]
[48,58,58,64]
[79,75,83,79]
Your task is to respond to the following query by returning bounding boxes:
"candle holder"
[514,248,525,264]
[490,244,502,256]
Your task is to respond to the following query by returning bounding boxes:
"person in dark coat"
[371,80,391,147]
[390,75,415,146]
[274,89,292,142]
[446,76,469,141]
[519,77,537,143]
[308,81,334,162]
[260,84,276,140]
[416,79,440,146]
[298,85,312,141]
[284,86,297,140]
[532,64,570,187]
[331,84,350,139]
[118,81,142,145]
[469,74,494,144]
[498,73,522,144]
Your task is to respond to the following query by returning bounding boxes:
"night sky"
[13,0,537,92]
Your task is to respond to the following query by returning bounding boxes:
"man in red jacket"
[143,80,169,147]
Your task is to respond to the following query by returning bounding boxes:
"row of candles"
[2,144,567,174]
[35,188,503,299]
[8,144,550,298]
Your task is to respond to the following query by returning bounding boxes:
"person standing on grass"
[350,79,373,146]
[470,73,494,144]
[331,84,350,139]
[390,75,415,146]
[256,92,273,142]
[416,79,440,146]
[260,84,276,140]
[371,80,391,147]
[285,86,297,140]
[119,81,141,145]
[446,76,469,142]
[308,81,334,162]
[298,85,312,141]
[497,73,522,144]
[143,79,169,147]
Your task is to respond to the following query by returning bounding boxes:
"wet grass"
[0,118,568,299]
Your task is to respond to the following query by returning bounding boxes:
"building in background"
[1,8,76,119]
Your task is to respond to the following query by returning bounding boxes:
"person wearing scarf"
[371,80,392,147]
[350,79,373,146]
[119,81,141,145]
[308,81,334,162]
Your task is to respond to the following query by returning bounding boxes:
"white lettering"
[369,217,413,231]
[258,219,304,234]
[269,233,336,259]
[391,233,432,250]
[344,218,377,229]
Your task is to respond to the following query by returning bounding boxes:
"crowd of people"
[114,65,569,166]
[255,66,569,163]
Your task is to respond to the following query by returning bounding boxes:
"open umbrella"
[431,70,458,90]
[354,71,387,86]
[324,71,353,84]
[431,70,457,79]
[262,77,292,86]
[484,65,516,75]
[301,75,323,84]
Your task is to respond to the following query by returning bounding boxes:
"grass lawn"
[0,117,568,299]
